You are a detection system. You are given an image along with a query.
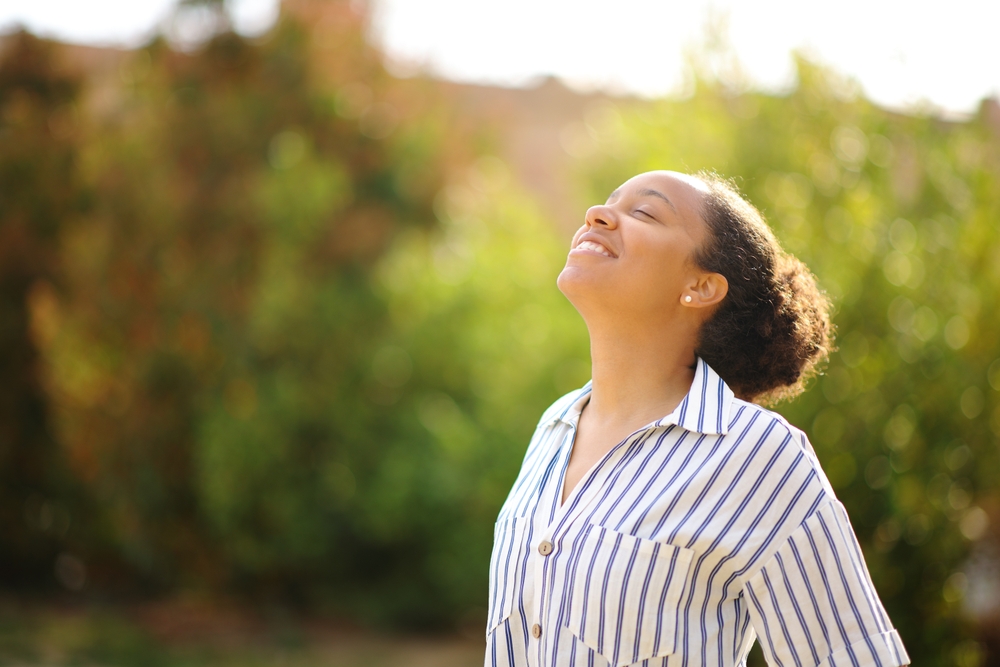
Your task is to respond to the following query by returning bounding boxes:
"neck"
[584,313,699,430]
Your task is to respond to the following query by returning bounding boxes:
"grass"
[0,598,483,667]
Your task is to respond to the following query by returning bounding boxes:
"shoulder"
[720,400,843,576]
[728,397,813,454]
[728,397,835,496]
[511,384,591,463]
[535,382,591,428]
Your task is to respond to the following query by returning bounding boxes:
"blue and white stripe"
[486,358,909,667]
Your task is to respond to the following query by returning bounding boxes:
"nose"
[584,204,618,229]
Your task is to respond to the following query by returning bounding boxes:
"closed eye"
[634,209,658,222]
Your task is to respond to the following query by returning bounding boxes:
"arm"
[742,500,910,667]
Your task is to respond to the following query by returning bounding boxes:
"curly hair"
[692,172,833,405]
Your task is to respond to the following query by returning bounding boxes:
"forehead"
[611,171,708,210]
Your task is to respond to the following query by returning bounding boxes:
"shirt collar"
[547,357,734,436]
[656,357,734,435]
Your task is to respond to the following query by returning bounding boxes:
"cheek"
[631,246,689,298]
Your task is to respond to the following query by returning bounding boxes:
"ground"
[0,597,484,667]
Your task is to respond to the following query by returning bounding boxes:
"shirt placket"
[531,428,648,665]
[527,425,574,666]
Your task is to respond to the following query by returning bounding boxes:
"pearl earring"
[684,295,693,303]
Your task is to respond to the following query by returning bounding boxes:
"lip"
[570,232,617,258]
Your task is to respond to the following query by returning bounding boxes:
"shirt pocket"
[487,516,529,635]
[563,523,695,667]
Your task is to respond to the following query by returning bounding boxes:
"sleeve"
[742,500,910,667]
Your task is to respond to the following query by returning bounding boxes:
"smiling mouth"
[574,240,614,257]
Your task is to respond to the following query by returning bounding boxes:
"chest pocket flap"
[564,523,695,667]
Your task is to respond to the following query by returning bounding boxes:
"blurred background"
[1,0,999,665]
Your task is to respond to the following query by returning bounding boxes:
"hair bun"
[694,173,832,405]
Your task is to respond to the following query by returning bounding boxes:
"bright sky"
[3,0,998,115]
[0,0,279,47]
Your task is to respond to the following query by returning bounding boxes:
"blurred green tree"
[29,0,469,618]
[0,31,87,589]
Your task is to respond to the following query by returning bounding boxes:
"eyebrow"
[606,187,678,213]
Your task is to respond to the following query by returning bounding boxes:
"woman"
[486,171,909,667]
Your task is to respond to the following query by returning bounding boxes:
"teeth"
[576,241,612,257]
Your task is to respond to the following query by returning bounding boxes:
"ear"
[680,272,728,309]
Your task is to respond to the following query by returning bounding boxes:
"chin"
[556,266,603,304]
[556,265,582,296]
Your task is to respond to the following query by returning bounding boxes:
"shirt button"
[531,623,542,638]
[538,540,553,556]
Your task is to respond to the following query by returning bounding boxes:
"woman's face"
[557,170,713,318]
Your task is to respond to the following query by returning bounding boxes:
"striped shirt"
[486,358,909,667]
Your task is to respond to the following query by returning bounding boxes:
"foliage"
[2,4,1000,665]
[4,1,588,630]
[0,30,88,589]
[22,1,471,616]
